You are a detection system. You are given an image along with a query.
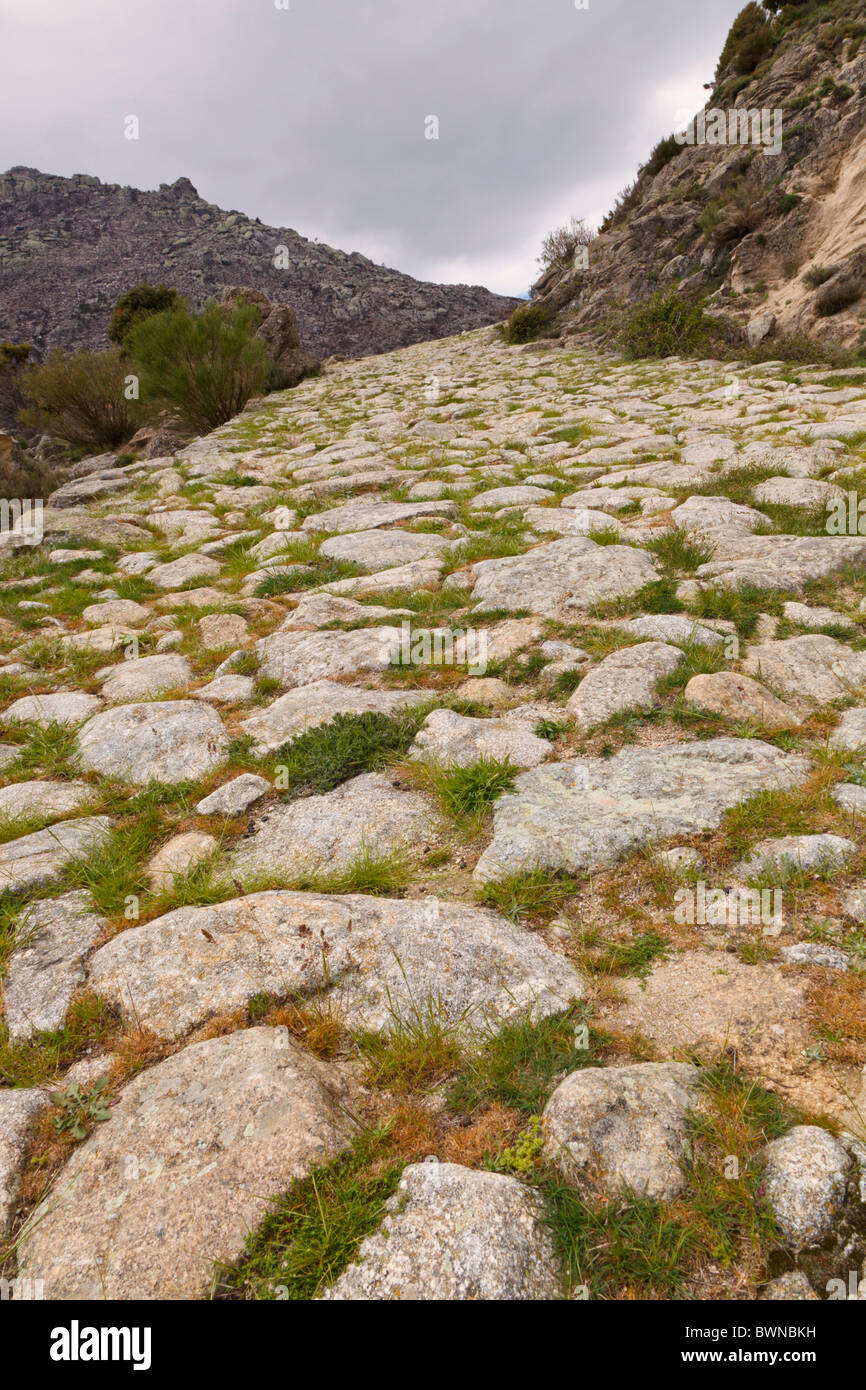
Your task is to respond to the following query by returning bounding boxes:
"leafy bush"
[643,134,682,179]
[128,301,270,431]
[537,216,594,271]
[503,303,548,344]
[803,264,836,289]
[618,292,713,359]
[816,277,863,317]
[19,347,139,450]
[716,4,775,79]
[108,282,185,348]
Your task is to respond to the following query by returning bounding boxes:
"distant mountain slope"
[0,167,518,358]
[534,0,866,351]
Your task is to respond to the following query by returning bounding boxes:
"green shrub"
[816,277,863,317]
[108,281,185,348]
[504,303,548,344]
[128,300,270,431]
[275,709,425,797]
[803,264,836,289]
[643,134,681,178]
[717,4,775,79]
[618,292,713,359]
[19,347,139,450]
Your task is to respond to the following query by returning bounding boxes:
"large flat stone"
[15,1029,359,1299]
[474,738,808,882]
[232,773,436,880]
[319,528,449,571]
[566,641,682,729]
[697,536,866,591]
[239,680,425,753]
[255,626,400,687]
[408,709,549,768]
[86,890,584,1041]
[743,634,866,702]
[76,701,228,785]
[470,537,658,619]
[0,1089,50,1235]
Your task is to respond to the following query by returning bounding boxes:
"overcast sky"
[2,0,745,296]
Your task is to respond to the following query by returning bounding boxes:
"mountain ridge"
[0,166,518,359]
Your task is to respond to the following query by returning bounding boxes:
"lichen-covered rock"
[4,890,105,1040]
[15,1029,359,1299]
[322,1162,563,1301]
[240,680,424,752]
[684,671,800,730]
[232,773,435,880]
[470,536,658,619]
[86,890,584,1040]
[409,708,549,768]
[542,1062,700,1200]
[76,700,228,784]
[761,1126,851,1248]
[474,738,807,883]
[0,816,111,893]
[0,1088,50,1235]
[566,641,681,729]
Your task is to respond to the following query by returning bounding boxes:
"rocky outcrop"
[0,167,518,358]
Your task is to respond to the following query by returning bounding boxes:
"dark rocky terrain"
[0,167,518,359]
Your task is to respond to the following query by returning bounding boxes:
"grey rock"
[255,626,399,687]
[240,680,424,753]
[613,615,726,648]
[233,773,435,880]
[761,1126,850,1248]
[744,635,866,703]
[15,1029,359,1299]
[147,552,222,589]
[302,498,455,534]
[780,942,850,971]
[474,738,807,882]
[832,783,866,816]
[3,692,102,727]
[830,707,866,751]
[76,701,228,784]
[322,1162,562,1301]
[0,817,111,893]
[99,653,192,703]
[543,1062,700,1200]
[4,890,105,1040]
[319,528,448,571]
[470,537,658,619]
[86,890,584,1041]
[737,833,855,879]
[195,773,270,816]
[0,1088,50,1235]
[566,641,681,728]
[0,779,94,822]
[408,708,549,769]
[759,1272,819,1301]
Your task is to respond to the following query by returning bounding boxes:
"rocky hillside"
[0,324,865,1300]
[0,167,518,359]
[535,0,866,351]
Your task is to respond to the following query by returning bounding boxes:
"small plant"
[504,303,548,345]
[476,866,574,923]
[816,278,863,318]
[354,992,464,1092]
[491,1115,545,1174]
[448,1009,591,1116]
[48,1075,112,1139]
[417,755,516,823]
